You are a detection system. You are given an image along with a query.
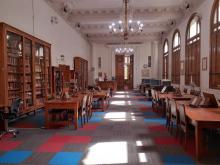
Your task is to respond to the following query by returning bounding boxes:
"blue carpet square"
[89,117,103,123]
[141,101,152,106]
[49,152,82,165]
[144,118,166,125]
[162,155,196,165]
[93,112,106,117]
[0,151,32,164]
[144,112,157,116]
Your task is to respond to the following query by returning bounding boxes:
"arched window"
[172,30,181,84]
[210,0,220,89]
[163,39,169,79]
[185,14,201,86]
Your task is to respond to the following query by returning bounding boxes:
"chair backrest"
[154,91,159,102]
[178,104,187,129]
[169,99,177,117]
[183,88,188,94]
[165,97,170,117]
[151,89,155,100]
[10,98,22,115]
[82,95,88,109]
[107,88,110,97]
[86,93,92,105]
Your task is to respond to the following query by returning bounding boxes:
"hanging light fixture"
[109,0,144,40]
[115,46,134,54]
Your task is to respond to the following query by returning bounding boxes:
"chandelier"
[109,0,144,40]
[115,47,134,54]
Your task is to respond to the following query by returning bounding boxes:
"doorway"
[115,54,134,90]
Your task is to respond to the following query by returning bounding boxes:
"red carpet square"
[148,125,167,132]
[48,135,92,144]
[80,123,100,130]
[37,142,64,152]
[185,138,196,157]
[0,141,22,151]
[66,136,92,143]
[139,107,150,112]
[0,133,14,140]
[154,137,179,145]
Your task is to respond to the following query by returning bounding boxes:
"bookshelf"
[0,22,52,115]
[74,57,88,90]
[59,64,70,91]
[52,66,62,97]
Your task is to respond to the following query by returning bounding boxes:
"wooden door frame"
[115,54,134,90]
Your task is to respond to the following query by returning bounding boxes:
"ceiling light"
[109,0,144,40]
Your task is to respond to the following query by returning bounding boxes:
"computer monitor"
[202,92,219,108]
[161,86,167,93]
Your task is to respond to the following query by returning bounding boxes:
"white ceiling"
[45,0,204,44]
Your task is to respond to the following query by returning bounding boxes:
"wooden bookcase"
[52,66,62,97]
[0,22,52,115]
[59,64,70,91]
[74,57,88,90]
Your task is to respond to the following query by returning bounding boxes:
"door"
[115,55,134,90]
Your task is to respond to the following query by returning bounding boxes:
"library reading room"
[1,0,220,164]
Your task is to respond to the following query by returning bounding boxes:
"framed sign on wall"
[148,56,151,67]
[202,57,207,71]
[180,61,185,75]
[98,57,101,69]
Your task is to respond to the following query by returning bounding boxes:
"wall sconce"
[60,54,65,62]
[51,16,58,24]
[56,54,65,65]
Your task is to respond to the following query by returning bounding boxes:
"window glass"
[214,9,217,24]
[124,65,128,80]
[164,41,168,54]
[218,2,220,22]
[173,32,180,48]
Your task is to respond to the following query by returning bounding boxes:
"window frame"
[163,39,169,79]
[210,0,220,89]
[172,29,181,84]
[185,13,201,86]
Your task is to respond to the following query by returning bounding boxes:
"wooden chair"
[79,94,88,127]
[103,89,111,109]
[177,104,189,148]
[151,89,157,111]
[154,90,164,116]
[86,93,93,120]
[165,97,171,130]
[169,99,179,136]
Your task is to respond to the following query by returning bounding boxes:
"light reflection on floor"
[138,153,149,163]
[82,142,128,165]
[113,95,130,98]
[104,112,127,121]
[115,91,129,94]
[104,112,136,121]
[111,101,132,106]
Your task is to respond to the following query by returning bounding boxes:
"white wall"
[0,0,92,83]
[160,0,220,98]
[92,42,160,88]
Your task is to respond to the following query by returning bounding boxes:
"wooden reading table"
[176,100,220,160]
[44,94,84,130]
[158,92,194,100]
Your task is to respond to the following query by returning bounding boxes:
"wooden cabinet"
[74,57,88,90]
[59,64,70,90]
[0,22,52,115]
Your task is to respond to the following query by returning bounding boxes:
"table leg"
[195,124,203,160]
[45,108,49,129]
[102,98,105,111]
[74,108,78,130]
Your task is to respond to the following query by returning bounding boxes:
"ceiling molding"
[44,0,204,44]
